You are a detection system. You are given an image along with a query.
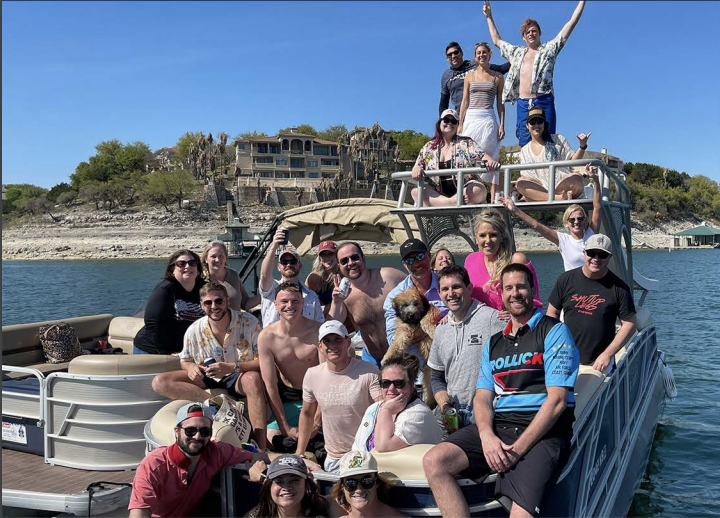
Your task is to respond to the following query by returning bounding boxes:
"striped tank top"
[468,80,497,110]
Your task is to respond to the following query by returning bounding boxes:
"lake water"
[2,248,719,517]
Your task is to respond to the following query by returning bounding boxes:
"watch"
[579,145,588,150]
[233,363,242,374]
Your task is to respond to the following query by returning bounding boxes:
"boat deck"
[2,449,135,494]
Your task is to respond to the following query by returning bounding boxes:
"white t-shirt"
[259,279,324,327]
[351,398,445,453]
[556,228,594,271]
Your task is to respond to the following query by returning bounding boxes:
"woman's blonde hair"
[473,209,513,288]
[311,254,339,293]
[563,204,589,231]
[474,42,492,55]
[200,241,228,280]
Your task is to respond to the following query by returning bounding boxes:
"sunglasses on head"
[380,378,407,389]
[441,117,458,125]
[279,258,298,266]
[175,259,198,268]
[178,426,212,438]
[567,216,586,224]
[446,49,461,58]
[528,118,545,126]
[585,249,610,260]
[342,476,377,491]
[403,252,427,266]
[339,253,361,266]
[202,297,225,307]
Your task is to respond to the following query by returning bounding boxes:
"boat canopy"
[278,198,420,255]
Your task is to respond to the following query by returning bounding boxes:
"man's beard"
[178,435,208,457]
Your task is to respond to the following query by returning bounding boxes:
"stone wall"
[235,184,413,207]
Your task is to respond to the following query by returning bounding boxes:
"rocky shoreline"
[1,205,702,261]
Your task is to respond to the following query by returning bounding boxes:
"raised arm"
[572,132,592,160]
[259,228,285,292]
[327,273,348,322]
[458,75,472,134]
[502,196,559,245]
[586,165,602,233]
[560,1,586,41]
[495,73,505,141]
[483,1,502,48]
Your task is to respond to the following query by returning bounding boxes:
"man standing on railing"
[483,0,586,146]
[547,234,637,374]
[440,41,510,115]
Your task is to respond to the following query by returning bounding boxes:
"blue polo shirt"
[477,309,579,427]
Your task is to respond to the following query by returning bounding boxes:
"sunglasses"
[202,297,226,307]
[585,250,610,260]
[339,253,361,266]
[446,50,461,58]
[342,476,378,491]
[178,426,212,438]
[380,378,407,389]
[567,216,586,224]
[403,252,427,266]
[528,118,545,126]
[319,251,335,258]
[279,258,298,266]
[175,259,198,268]
[441,117,458,125]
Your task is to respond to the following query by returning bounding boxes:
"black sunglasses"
[319,251,335,258]
[175,259,198,268]
[380,378,407,389]
[279,258,298,266]
[586,250,610,260]
[441,117,458,125]
[339,253,361,266]
[446,50,461,58]
[567,216,586,224]
[202,297,226,307]
[342,476,377,491]
[179,426,212,438]
[403,252,427,266]
[528,118,545,126]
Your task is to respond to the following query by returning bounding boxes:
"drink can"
[444,407,459,433]
[339,277,351,298]
[203,357,217,368]
[279,226,289,245]
[494,191,504,204]
[511,192,518,203]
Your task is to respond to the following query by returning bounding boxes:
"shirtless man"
[328,242,405,366]
[258,283,322,444]
[484,0,586,146]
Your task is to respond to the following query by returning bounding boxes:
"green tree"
[389,129,431,161]
[234,131,268,140]
[174,132,203,166]
[79,181,105,210]
[2,184,48,215]
[46,182,74,203]
[317,125,349,142]
[56,190,78,207]
[277,124,318,136]
[141,170,199,211]
[70,140,151,187]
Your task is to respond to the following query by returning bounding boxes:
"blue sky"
[3,1,719,188]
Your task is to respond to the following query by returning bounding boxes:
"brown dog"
[383,287,440,409]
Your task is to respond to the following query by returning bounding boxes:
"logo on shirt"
[571,294,606,314]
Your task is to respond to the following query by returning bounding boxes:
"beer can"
[279,226,289,245]
[444,407,459,433]
[339,277,351,298]
[494,191,504,204]
[203,357,217,368]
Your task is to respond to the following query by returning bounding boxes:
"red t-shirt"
[129,441,252,517]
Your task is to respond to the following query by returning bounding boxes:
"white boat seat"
[371,444,435,481]
[149,399,244,448]
[574,366,605,419]
[107,316,145,352]
[68,354,181,375]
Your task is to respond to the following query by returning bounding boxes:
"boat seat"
[372,444,435,481]
[573,365,605,419]
[68,354,181,375]
[107,316,145,353]
[149,399,245,448]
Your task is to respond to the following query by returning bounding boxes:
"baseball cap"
[279,248,301,261]
[318,240,337,253]
[266,454,308,480]
[318,320,349,341]
[584,234,612,255]
[176,402,214,426]
[338,450,378,477]
[399,238,428,259]
[440,109,459,121]
[527,107,546,123]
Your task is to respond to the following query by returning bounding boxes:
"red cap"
[318,241,337,253]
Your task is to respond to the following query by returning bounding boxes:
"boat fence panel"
[44,372,170,471]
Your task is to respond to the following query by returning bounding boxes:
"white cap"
[338,450,378,477]
[318,320,349,341]
[584,233,612,255]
